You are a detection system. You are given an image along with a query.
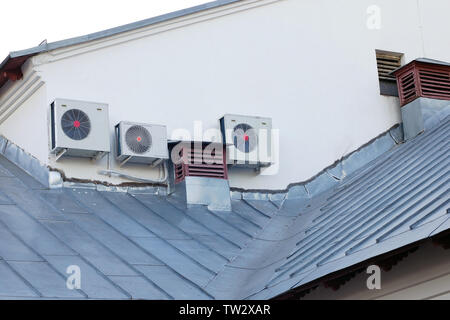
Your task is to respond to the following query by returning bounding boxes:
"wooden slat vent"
[377,52,403,81]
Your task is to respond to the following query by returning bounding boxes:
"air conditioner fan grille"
[125,125,152,154]
[61,109,91,141]
[232,123,258,153]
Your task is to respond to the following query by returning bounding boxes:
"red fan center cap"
[137,136,142,142]
[73,121,81,128]
[244,134,249,142]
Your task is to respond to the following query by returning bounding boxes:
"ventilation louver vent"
[418,66,450,100]
[174,143,228,184]
[61,109,91,140]
[397,66,417,105]
[376,52,402,81]
[125,125,152,154]
[393,60,450,106]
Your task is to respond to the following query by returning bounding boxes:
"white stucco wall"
[1,0,449,189]
[0,85,48,161]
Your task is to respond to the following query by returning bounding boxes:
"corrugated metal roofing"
[0,114,448,299]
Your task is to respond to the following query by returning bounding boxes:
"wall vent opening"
[376,50,403,96]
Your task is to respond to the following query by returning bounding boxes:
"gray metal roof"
[0,112,448,299]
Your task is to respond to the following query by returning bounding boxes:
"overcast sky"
[0,0,207,60]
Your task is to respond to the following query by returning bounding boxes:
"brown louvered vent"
[393,59,450,106]
[174,142,228,184]
[376,51,403,81]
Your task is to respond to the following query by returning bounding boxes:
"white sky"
[0,0,208,60]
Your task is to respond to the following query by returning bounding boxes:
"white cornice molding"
[33,0,283,65]
[0,70,44,125]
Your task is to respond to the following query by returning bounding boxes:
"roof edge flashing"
[0,120,408,199]
[0,135,59,188]
[401,98,450,140]
[230,123,404,200]
[176,176,232,211]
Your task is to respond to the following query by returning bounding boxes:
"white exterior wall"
[1,0,450,189]
[0,85,48,159]
[302,242,450,300]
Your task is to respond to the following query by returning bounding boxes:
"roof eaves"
[0,0,243,89]
[9,0,244,59]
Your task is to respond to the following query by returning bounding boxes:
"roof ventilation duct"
[392,58,450,140]
[168,141,231,211]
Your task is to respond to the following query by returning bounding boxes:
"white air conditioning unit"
[219,114,272,168]
[50,98,110,161]
[115,121,169,166]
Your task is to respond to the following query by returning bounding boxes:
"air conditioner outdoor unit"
[219,114,272,168]
[50,98,110,161]
[115,121,169,166]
